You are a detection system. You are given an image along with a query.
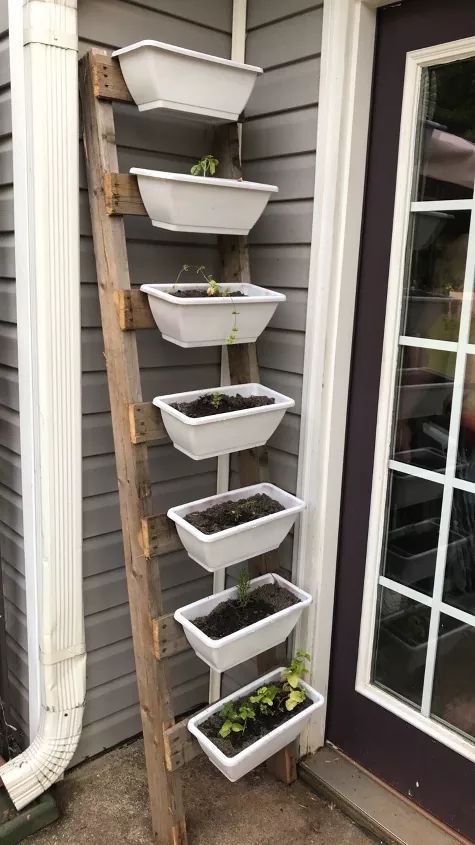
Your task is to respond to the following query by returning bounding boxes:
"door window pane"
[400,212,470,342]
[415,58,475,202]
[372,587,428,708]
[456,355,475,478]
[382,471,443,596]
[391,346,455,467]
[431,615,475,740]
[443,490,475,615]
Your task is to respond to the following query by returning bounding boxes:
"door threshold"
[299,747,468,845]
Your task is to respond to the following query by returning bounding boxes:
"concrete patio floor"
[25,738,379,845]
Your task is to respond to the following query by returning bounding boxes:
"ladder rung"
[164,717,202,772]
[90,53,133,104]
[152,613,189,660]
[141,514,182,558]
[115,289,156,330]
[104,173,146,216]
[129,402,168,444]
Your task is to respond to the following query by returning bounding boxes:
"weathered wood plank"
[90,53,133,104]
[152,614,189,661]
[79,48,187,843]
[141,514,182,559]
[129,402,168,445]
[115,289,155,330]
[104,173,146,216]
[163,717,202,773]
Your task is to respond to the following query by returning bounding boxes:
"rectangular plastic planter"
[131,168,278,235]
[188,668,324,782]
[112,40,262,121]
[386,518,468,587]
[167,482,305,572]
[140,283,285,348]
[154,383,294,460]
[397,368,453,419]
[174,573,312,671]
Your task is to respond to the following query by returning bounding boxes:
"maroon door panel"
[327,0,475,839]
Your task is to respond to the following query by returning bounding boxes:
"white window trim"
[356,35,475,764]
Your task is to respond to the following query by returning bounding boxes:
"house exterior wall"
[0,8,29,737]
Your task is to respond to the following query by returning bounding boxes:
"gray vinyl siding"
[0,12,29,738]
[77,0,321,757]
[76,0,234,762]
[223,0,322,693]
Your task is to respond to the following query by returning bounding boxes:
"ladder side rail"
[79,49,187,845]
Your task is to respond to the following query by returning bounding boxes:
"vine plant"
[172,264,240,345]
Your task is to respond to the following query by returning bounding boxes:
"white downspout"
[2,0,85,809]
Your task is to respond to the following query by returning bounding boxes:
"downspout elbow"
[1,654,86,810]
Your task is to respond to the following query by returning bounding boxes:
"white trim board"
[293,0,473,757]
[294,0,389,755]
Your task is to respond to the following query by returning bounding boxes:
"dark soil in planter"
[171,393,275,418]
[185,493,284,535]
[200,682,312,757]
[170,289,247,299]
[192,582,299,639]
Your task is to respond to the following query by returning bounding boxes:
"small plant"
[191,154,219,178]
[172,264,241,343]
[210,391,222,411]
[249,684,280,715]
[225,309,240,345]
[219,701,255,738]
[237,568,251,607]
[216,651,311,742]
[282,649,310,690]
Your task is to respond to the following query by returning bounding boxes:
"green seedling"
[249,684,280,716]
[237,568,251,607]
[191,154,219,178]
[211,392,222,410]
[219,701,255,738]
[282,650,310,689]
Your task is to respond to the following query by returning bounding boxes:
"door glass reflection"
[382,471,443,596]
[443,490,475,616]
[372,587,428,707]
[400,212,470,342]
[431,615,475,741]
[415,58,475,202]
[391,346,455,469]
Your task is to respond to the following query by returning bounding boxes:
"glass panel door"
[367,53,475,750]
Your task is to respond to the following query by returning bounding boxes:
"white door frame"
[294,0,402,754]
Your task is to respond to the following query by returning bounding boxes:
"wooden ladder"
[79,48,296,845]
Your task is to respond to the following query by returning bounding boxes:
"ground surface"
[25,738,379,845]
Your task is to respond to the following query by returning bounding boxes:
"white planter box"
[140,283,285,348]
[131,169,278,235]
[154,383,294,460]
[112,40,262,121]
[167,483,305,572]
[188,668,324,781]
[175,573,312,671]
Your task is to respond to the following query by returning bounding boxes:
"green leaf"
[286,672,300,689]
[231,723,244,732]
[219,720,234,738]
[285,689,307,711]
